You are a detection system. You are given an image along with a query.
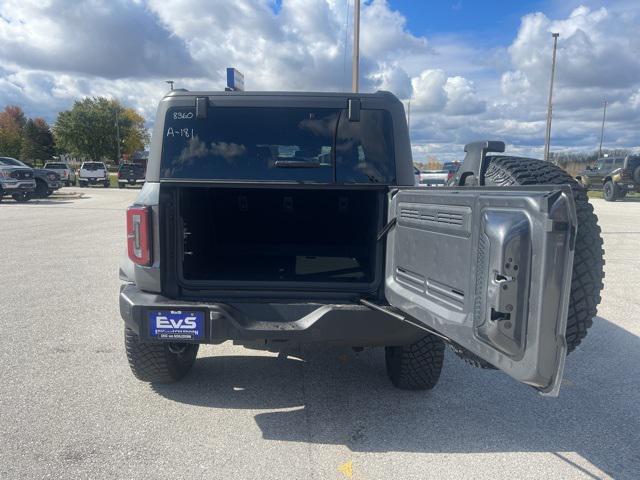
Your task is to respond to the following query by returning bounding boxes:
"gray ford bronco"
[119,90,604,396]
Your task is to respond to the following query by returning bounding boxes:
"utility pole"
[115,108,121,163]
[598,99,607,158]
[543,33,560,162]
[352,0,360,92]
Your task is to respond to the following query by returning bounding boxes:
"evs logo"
[155,315,197,329]
[148,310,204,339]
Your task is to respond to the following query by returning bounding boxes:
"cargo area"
[175,187,385,290]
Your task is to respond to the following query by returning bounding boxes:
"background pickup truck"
[79,162,110,188]
[117,163,146,188]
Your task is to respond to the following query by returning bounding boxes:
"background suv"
[576,155,640,201]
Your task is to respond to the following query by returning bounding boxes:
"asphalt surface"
[0,188,638,480]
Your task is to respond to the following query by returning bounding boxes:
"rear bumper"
[118,178,145,183]
[119,284,423,347]
[80,177,109,184]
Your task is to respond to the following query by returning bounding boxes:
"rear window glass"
[45,163,66,169]
[119,164,145,172]
[83,163,105,170]
[161,106,395,184]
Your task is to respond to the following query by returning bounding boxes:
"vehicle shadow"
[2,198,79,205]
[153,317,639,478]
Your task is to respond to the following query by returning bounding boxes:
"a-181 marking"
[166,127,195,138]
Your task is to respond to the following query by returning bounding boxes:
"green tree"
[54,97,148,161]
[0,105,26,158]
[20,118,55,163]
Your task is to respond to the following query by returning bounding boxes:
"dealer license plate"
[148,310,204,340]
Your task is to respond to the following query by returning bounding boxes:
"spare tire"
[483,156,604,353]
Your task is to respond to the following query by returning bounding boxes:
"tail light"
[127,206,152,266]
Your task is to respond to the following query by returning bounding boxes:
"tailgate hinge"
[359,299,451,342]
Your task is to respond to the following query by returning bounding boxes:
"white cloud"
[0,1,638,161]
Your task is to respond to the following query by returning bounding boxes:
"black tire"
[124,328,199,383]
[79,181,87,188]
[45,189,53,197]
[603,180,616,201]
[34,179,48,198]
[12,192,31,203]
[385,334,445,390]
[484,156,604,353]
[118,182,125,189]
[103,181,110,188]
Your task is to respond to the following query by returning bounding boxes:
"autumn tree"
[0,105,27,158]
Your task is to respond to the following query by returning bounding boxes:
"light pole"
[598,99,607,158]
[166,80,174,91]
[352,0,360,93]
[544,33,560,162]
[115,108,121,163]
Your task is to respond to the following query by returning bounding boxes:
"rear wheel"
[103,181,110,188]
[124,328,199,383]
[385,334,445,390]
[603,180,617,201]
[484,156,604,353]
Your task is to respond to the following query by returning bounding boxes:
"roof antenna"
[165,80,174,91]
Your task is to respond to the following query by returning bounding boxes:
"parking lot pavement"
[0,191,638,480]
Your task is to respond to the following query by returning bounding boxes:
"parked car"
[575,155,640,201]
[78,161,110,188]
[0,157,61,199]
[117,163,146,188]
[119,90,603,397]
[419,161,461,186]
[0,156,36,203]
[44,161,76,186]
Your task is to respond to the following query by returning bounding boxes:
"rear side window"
[335,110,395,183]
[160,106,395,184]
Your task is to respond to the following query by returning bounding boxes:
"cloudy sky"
[0,0,638,160]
